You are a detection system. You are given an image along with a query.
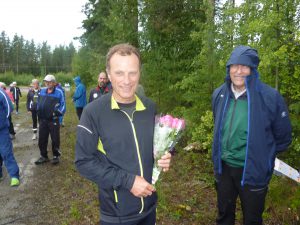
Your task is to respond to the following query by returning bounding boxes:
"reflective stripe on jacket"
[75,93,157,223]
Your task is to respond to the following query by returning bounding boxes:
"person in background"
[0,82,16,139]
[35,74,65,165]
[10,81,22,114]
[55,82,66,126]
[212,45,292,225]
[72,76,86,120]
[88,71,112,103]
[75,43,172,225]
[0,86,20,186]
[27,79,41,140]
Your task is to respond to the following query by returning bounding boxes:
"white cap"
[12,81,17,85]
[43,74,56,82]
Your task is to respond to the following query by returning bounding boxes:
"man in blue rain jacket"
[72,76,86,120]
[212,45,292,225]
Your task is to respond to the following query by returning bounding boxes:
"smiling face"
[107,53,140,104]
[229,64,251,91]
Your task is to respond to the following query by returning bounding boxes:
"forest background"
[0,0,299,224]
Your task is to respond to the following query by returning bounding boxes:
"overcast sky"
[0,0,87,49]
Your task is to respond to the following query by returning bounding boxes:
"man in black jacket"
[75,44,172,225]
[88,71,112,103]
[10,81,22,114]
[27,79,40,140]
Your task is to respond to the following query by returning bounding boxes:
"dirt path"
[0,106,41,225]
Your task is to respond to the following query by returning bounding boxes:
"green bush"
[54,72,75,85]
[191,110,214,158]
[0,71,34,86]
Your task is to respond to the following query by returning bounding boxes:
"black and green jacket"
[75,93,157,223]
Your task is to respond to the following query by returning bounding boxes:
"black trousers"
[100,209,156,225]
[15,99,19,112]
[38,119,60,158]
[76,107,83,120]
[215,162,268,225]
[31,110,38,133]
[8,115,16,135]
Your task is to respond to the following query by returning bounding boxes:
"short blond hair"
[106,43,141,72]
[32,79,39,85]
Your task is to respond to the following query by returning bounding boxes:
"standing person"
[0,82,16,139]
[0,87,20,186]
[35,74,65,165]
[27,79,40,140]
[72,76,86,120]
[10,81,22,114]
[88,71,112,103]
[75,43,172,225]
[55,82,66,126]
[212,45,292,225]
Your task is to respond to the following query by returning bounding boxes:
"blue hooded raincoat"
[212,46,292,187]
[73,76,87,108]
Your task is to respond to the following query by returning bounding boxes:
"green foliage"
[54,72,74,85]
[191,110,214,158]
[0,71,34,86]
[0,32,76,75]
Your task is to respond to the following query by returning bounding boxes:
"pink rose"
[171,118,179,129]
[176,119,186,130]
[163,115,173,127]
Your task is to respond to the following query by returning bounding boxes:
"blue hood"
[226,45,260,68]
[226,45,260,80]
[73,76,81,86]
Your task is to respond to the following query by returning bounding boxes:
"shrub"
[191,110,214,158]
[0,71,34,86]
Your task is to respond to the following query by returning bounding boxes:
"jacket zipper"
[218,95,229,174]
[120,110,145,214]
[241,79,250,186]
[225,99,238,150]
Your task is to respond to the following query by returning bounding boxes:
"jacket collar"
[111,95,146,111]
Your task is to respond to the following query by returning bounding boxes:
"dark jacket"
[73,76,87,108]
[37,87,65,120]
[75,93,157,223]
[10,86,22,101]
[88,84,111,103]
[0,88,13,131]
[212,46,292,187]
[27,88,40,111]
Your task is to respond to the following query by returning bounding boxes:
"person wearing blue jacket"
[0,87,20,186]
[212,46,292,225]
[35,74,65,165]
[72,76,86,120]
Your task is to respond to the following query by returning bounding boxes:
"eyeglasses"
[230,64,250,72]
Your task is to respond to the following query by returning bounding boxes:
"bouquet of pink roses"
[152,114,185,184]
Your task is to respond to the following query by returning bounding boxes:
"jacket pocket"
[99,188,118,216]
[115,189,142,217]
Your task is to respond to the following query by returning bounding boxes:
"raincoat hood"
[226,45,260,68]
[73,76,81,86]
[225,45,260,80]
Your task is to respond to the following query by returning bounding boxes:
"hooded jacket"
[73,76,87,108]
[212,46,292,187]
[75,93,157,223]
